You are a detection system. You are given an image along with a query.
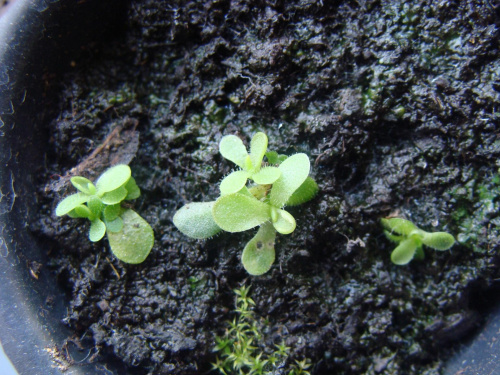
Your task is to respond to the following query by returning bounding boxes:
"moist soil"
[32,0,500,374]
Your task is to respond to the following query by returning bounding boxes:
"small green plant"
[381,217,455,265]
[55,164,154,264]
[173,132,318,275]
[212,286,311,375]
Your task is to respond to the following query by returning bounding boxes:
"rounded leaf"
[249,132,268,172]
[381,218,418,236]
[252,166,281,185]
[95,164,131,195]
[70,204,93,219]
[101,186,128,205]
[220,170,249,196]
[70,176,96,195]
[105,216,124,233]
[173,201,222,239]
[391,238,418,265]
[107,209,154,264]
[213,194,271,232]
[421,232,455,251]
[125,176,141,200]
[55,193,91,216]
[269,153,310,208]
[272,209,296,235]
[242,222,276,276]
[103,204,121,222]
[89,218,106,242]
[219,135,248,169]
[286,177,318,206]
[87,196,104,218]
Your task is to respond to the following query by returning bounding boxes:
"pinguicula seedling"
[382,217,455,265]
[173,132,318,275]
[55,164,154,264]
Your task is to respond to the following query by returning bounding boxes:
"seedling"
[382,217,455,265]
[55,164,154,264]
[173,132,318,275]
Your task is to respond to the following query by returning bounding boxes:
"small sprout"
[382,217,455,265]
[55,164,154,264]
[173,132,318,275]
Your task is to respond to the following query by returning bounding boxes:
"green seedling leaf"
[125,177,141,200]
[173,201,222,239]
[55,193,91,216]
[105,216,124,233]
[265,151,288,165]
[421,232,455,250]
[249,132,268,173]
[272,209,296,234]
[381,218,418,236]
[101,186,128,205]
[384,230,403,243]
[103,204,121,222]
[219,135,248,169]
[242,222,276,276]
[249,184,270,200]
[286,177,318,206]
[391,238,417,265]
[220,170,249,196]
[70,176,96,195]
[95,164,131,195]
[252,166,281,185]
[414,246,425,260]
[213,194,271,232]
[269,153,310,208]
[69,204,93,219]
[87,196,104,218]
[89,218,106,242]
[107,209,154,264]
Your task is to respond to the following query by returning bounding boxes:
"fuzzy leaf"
[220,170,249,195]
[213,194,270,232]
[269,153,310,208]
[101,186,128,205]
[219,135,248,169]
[286,177,318,206]
[103,204,121,222]
[242,222,276,276]
[125,176,141,200]
[384,230,404,243]
[105,216,124,233]
[381,218,418,236]
[391,238,418,265]
[173,201,222,239]
[87,196,104,218]
[69,204,93,219]
[70,176,96,195]
[249,132,268,172]
[89,218,106,242]
[252,166,281,185]
[95,164,131,195]
[107,209,154,264]
[272,209,296,234]
[56,193,91,216]
[421,232,455,251]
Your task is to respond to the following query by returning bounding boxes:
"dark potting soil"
[32,0,500,374]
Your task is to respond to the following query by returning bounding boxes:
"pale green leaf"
[391,238,418,265]
[269,153,310,208]
[103,204,121,222]
[249,132,268,173]
[89,218,106,242]
[242,222,276,276]
[252,166,281,185]
[173,201,222,239]
[95,164,131,195]
[272,209,296,234]
[219,135,248,169]
[421,232,455,251]
[286,177,318,206]
[87,196,104,218]
[220,170,249,195]
[125,176,141,200]
[101,186,128,205]
[107,209,154,264]
[69,204,93,219]
[381,218,418,236]
[384,230,403,243]
[105,216,124,233]
[55,193,91,216]
[70,176,96,195]
[213,194,271,232]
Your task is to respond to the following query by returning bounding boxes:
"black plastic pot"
[0,1,499,374]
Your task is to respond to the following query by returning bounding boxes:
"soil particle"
[31,0,500,374]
